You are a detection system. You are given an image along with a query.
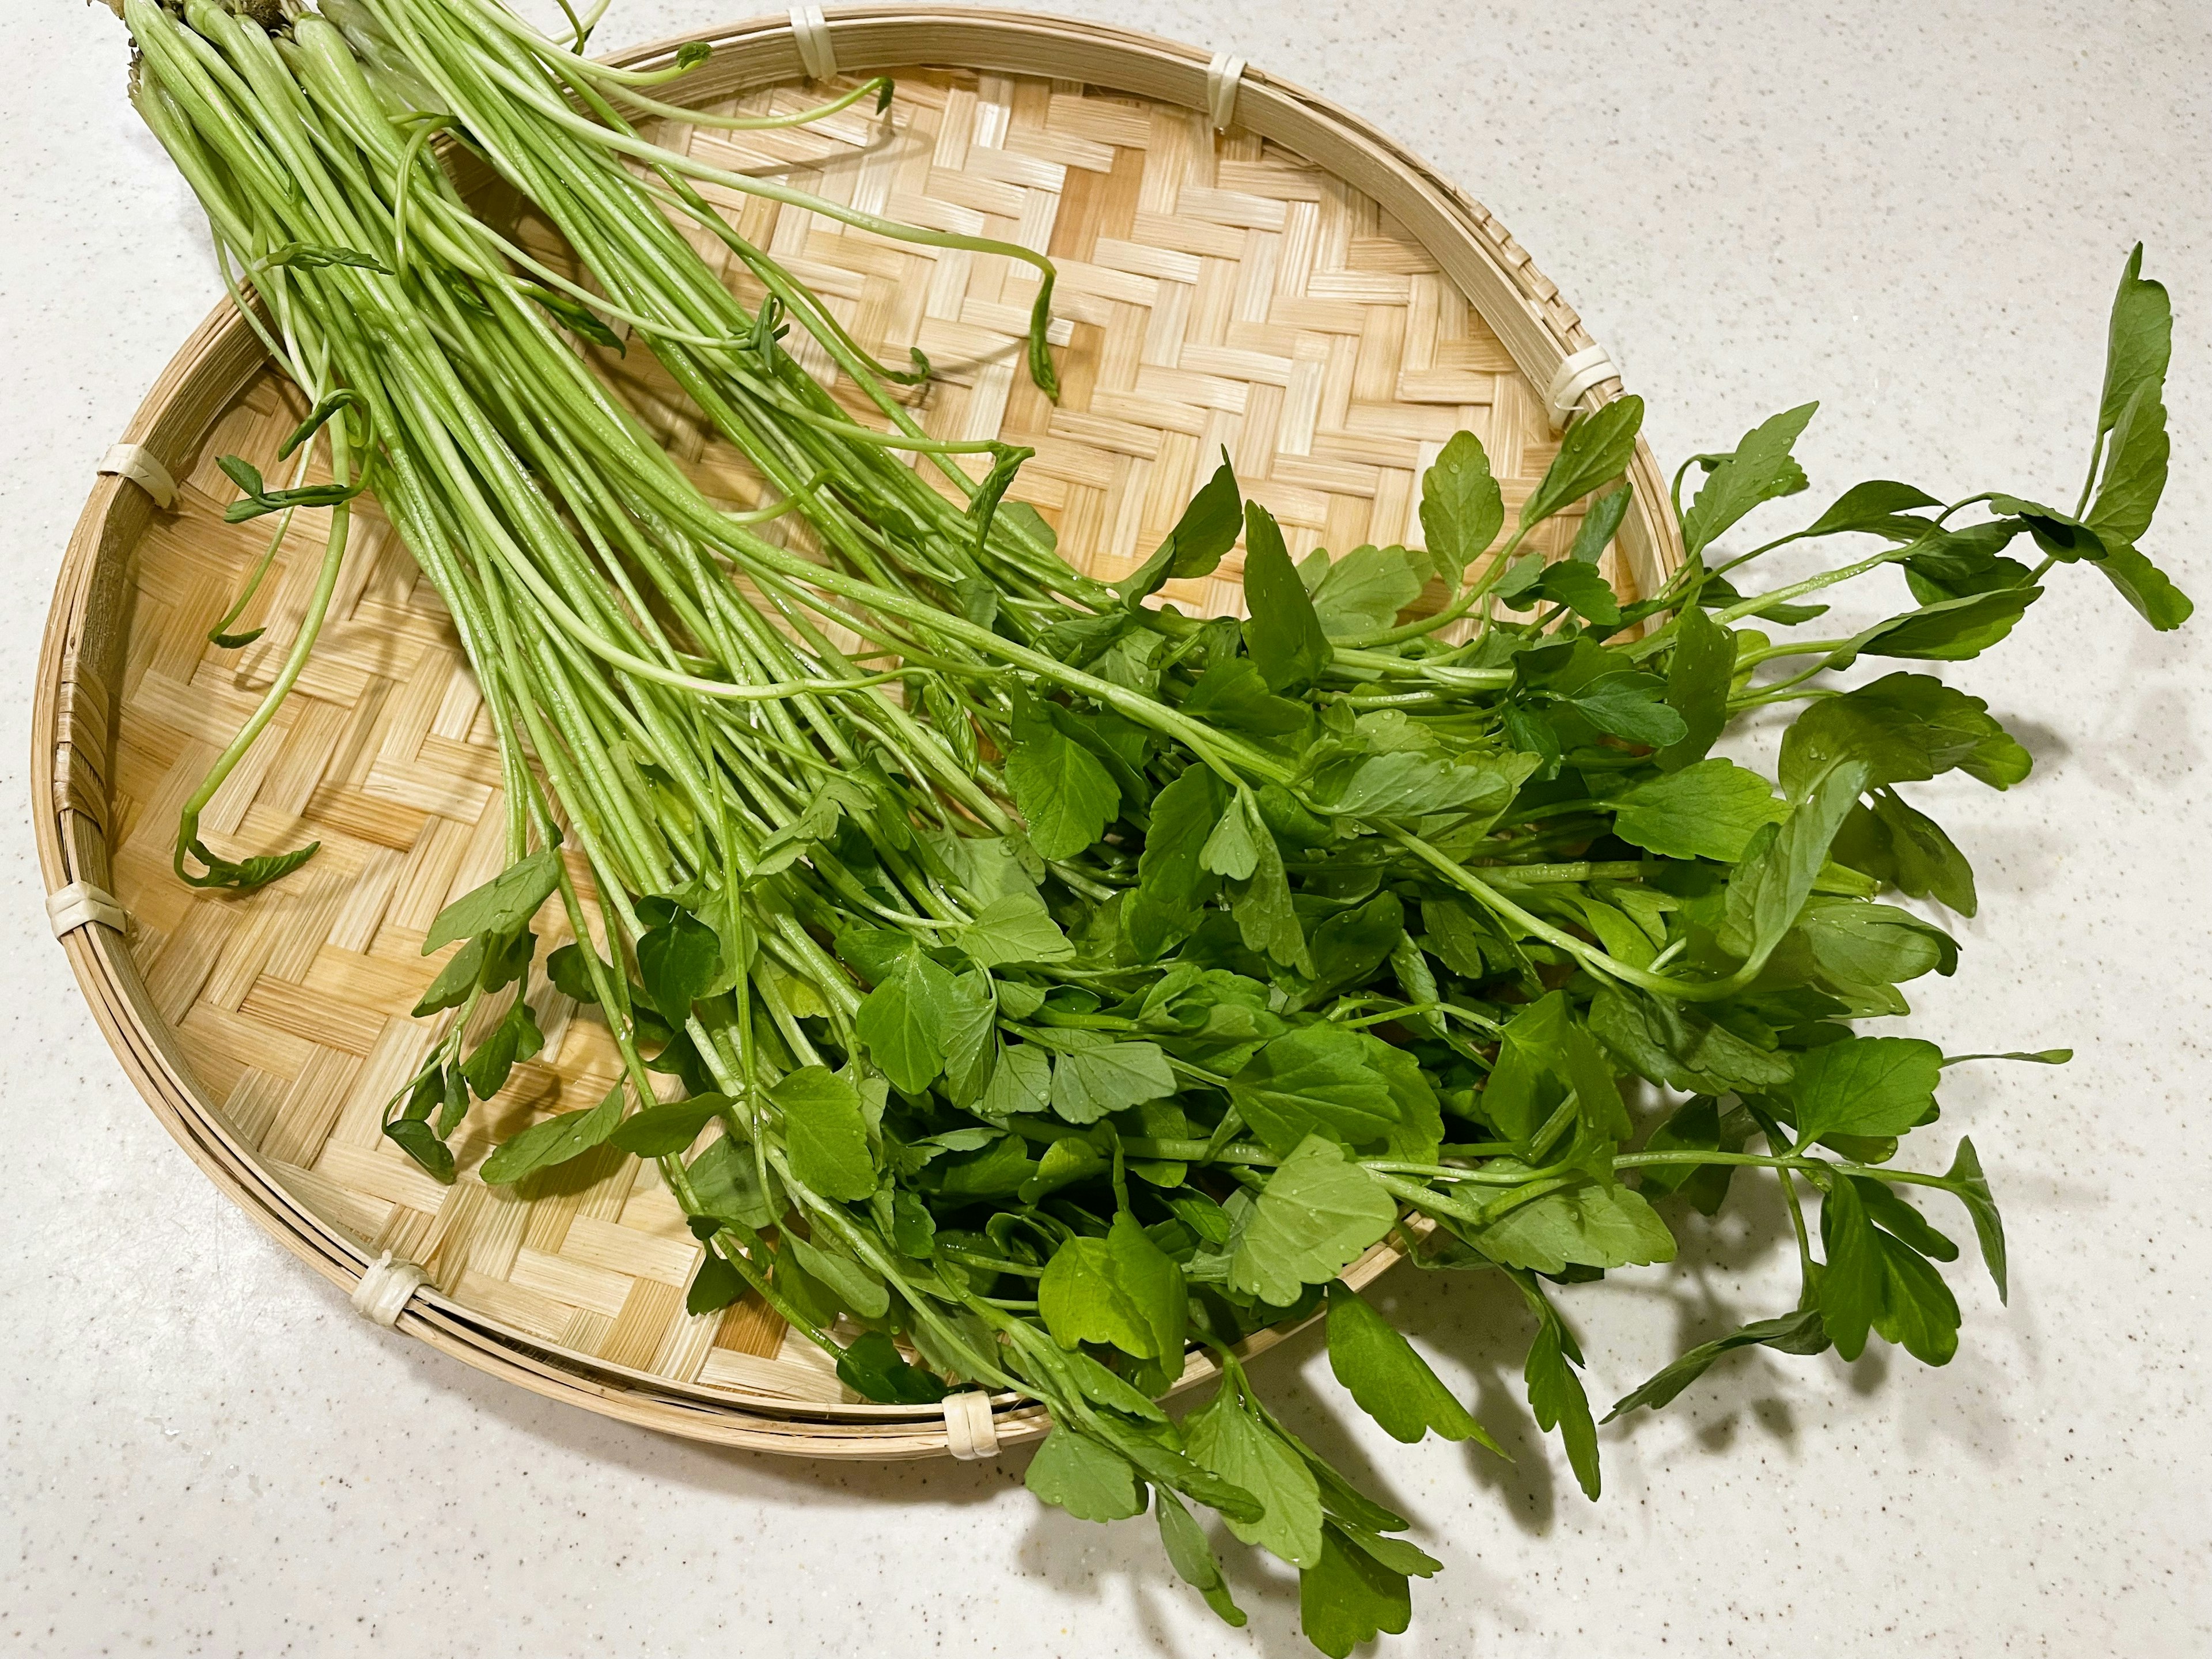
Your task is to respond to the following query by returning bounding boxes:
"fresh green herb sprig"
[115,1,2188,1651]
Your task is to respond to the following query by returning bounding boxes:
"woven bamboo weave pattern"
[71,54,1659,1426]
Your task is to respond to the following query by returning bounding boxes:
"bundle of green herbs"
[111,0,2188,1650]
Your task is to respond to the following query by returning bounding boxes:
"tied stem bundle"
[113,1,2188,1650]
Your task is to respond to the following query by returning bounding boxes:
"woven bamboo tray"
[35,5,1683,1460]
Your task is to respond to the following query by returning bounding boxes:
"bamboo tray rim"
[35,3,1684,1459]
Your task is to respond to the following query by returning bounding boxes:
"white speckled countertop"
[5,2,2209,1654]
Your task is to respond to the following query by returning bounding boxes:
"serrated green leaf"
[480,1085,623,1185]
[1050,1041,1176,1125]
[770,1066,879,1200]
[1524,395,1644,529]
[425,850,562,954]
[1611,757,1787,862]
[854,948,957,1096]
[1419,430,1505,576]
[1228,1026,1401,1153]
[1025,1427,1146,1521]
[1004,698,1121,860]
[1186,1382,1323,1569]
[1230,1135,1396,1305]
[1683,402,1818,555]
[1242,502,1330,691]
[1325,1282,1499,1449]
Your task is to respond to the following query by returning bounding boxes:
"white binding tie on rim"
[942,1389,1000,1461]
[98,443,177,510]
[1205,52,1247,133]
[789,5,837,80]
[47,880,127,940]
[1545,343,1622,429]
[351,1250,430,1328]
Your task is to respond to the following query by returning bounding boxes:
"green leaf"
[980,1043,1052,1117]
[685,1244,745,1316]
[854,948,957,1096]
[1636,1096,1751,1216]
[1199,789,1260,879]
[1004,698,1121,860]
[382,1116,455,1184]
[1854,1177,1959,1263]
[423,849,562,953]
[1611,757,1786,862]
[412,933,491,1017]
[1186,1383,1324,1569]
[1780,672,2029,797]
[1419,430,1505,575]
[1226,800,1313,975]
[966,443,1032,552]
[1050,1041,1177,1125]
[1025,1427,1146,1521]
[637,905,722,1022]
[1039,1233,1158,1357]
[1801,479,1941,539]
[1835,787,1979,915]
[2093,243,2171,441]
[1229,1026,1402,1153]
[1316,749,1537,824]
[687,1134,787,1230]
[1018,1135,1104,1203]
[1524,395,1645,528]
[262,240,392,274]
[527,285,626,352]
[1945,1136,2008,1301]
[1846,586,2041,663]
[1115,453,1243,601]
[1230,1135,1397,1305]
[1873,1232,1961,1365]
[2087,378,2167,545]
[836,1331,949,1404]
[1298,1526,1415,1659]
[460,997,545,1100]
[1113,1210,1187,1364]
[1325,1282,1501,1450]
[1179,654,1312,735]
[1334,1523,1442,1580]
[2092,540,2194,631]
[1154,1488,1247,1627]
[1589,985,1796,1097]
[953,891,1074,967]
[1305,543,1433,637]
[1719,761,1868,967]
[1787,1036,1941,1142]
[1606,1305,1829,1419]
[1817,1175,1885,1361]
[480,1085,624,1185]
[1522,1290,1600,1499]
[770,1066,879,1200]
[1474,1178,1677,1274]
[1531,558,1621,625]
[1656,603,1734,771]
[1568,483,1634,564]
[1559,671,1689,747]
[785,1232,889,1320]
[1682,403,1819,555]
[539,942,601,1009]
[1801,899,1955,994]
[1241,501,1331,691]
[607,1094,727,1158]
[1308,892,1407,1000]
[1127,764,1229,960]
[1477,991,1569,1143]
